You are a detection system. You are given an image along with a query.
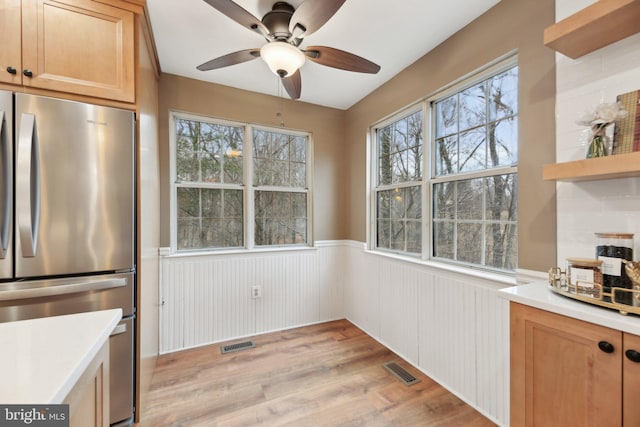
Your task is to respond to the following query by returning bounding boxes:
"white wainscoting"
[159,242,345,354]
[343,243,511,426]
[159,240,511,426]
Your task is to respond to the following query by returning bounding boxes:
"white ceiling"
[147,0,500,110]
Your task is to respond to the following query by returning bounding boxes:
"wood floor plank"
[139,320,495,427]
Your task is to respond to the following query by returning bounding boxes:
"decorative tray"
[548,267,640,315]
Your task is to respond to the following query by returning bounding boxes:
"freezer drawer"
[110,316,134,425]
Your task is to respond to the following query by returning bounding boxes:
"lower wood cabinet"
[64,341,110,427]
[510,302,640,426]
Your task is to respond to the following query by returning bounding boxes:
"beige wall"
[157,74,348,245]
[343,0,557,272]
[156,0,557,271]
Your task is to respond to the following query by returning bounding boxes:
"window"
[371,58,518,272]
[170,113,311,252]
[253,129,308,246]
[375,110,423,254]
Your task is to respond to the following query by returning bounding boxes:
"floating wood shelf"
[544,0,640,59]
[543,151,640,181]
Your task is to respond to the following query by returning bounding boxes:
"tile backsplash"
[554,0,640,266]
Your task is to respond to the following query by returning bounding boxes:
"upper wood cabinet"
[1,0,135,103]
[0,0,23,85]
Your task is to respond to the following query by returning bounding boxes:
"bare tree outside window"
[433,66,518,270]
[172,116,311,252]
[371,61,517,271]
[253,129,308,246]
[175,118,244,250]
[375,110,423,254]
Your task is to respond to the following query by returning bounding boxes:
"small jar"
[595,232,634,303]
[567,258,602,298]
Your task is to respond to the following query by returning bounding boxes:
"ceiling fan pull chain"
[276,78,285,127]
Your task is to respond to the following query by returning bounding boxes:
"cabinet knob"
[23,69,33,78]
[626,349,640,363]
[6,67,17,75]
[598,341,615,354]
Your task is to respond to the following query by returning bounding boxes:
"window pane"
[434,136,458,176]
[377,111,422,186]
[434,65,518,179]
[175,120,201,182]
[433,175,517,268]
[485,174,517,221]
[459,127,486,172]
[486,223,517,269]
[435,95,457,138]
[253,130,307,188]
[433,221,454,259]
[375,186,421,253]
[488,117,517,167]
[175,119,243,185]
[254,191,307,245]
[406,186,422,219]
[223,153,243,184]
[377,219,390,248]
[457,223,482,264]
[456,179,483,220]
[390,221,406,251]
[406,220,422,254]
[459,82,486,132]
[177,188,243,250]
[433,182,454,220]
[489,67,518,121]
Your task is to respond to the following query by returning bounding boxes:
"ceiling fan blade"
[197,49,260,71]
[202,0,269,38]
[289,0,346,37]
[281,70,301,99]
[305,46,380,74]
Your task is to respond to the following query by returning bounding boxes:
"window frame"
[368,54,518,273]
[369,104,427,257]
[169,111,314,254]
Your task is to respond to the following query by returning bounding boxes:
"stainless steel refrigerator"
[0,91,136,426]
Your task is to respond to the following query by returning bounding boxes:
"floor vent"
[221,341,255,354]
[383,362,421,386]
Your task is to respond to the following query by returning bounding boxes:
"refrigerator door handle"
[0,277,128,302]
[0,110,10,259]
[16,113,41,257]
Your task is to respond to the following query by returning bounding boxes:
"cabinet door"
[64,342,109,427]
[623,332,640,427]
[511,302,622,427]
[0,0,22,84]
[21,0,135,102]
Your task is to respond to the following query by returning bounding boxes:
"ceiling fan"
[197,0,381,100]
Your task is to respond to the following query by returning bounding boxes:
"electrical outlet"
[251,285,262,299]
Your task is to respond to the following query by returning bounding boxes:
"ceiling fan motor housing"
[262,2,295,40]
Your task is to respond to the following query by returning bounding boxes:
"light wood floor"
[139,320,496,426]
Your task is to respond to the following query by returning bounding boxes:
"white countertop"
[499,281,640,336]
[0,309,122,404]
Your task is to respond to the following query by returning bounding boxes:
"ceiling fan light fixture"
[260,41,305,77]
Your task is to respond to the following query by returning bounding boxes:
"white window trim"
[169,111,314,254]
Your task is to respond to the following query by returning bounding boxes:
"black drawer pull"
[6,67,16,75]
[23,69,33,77]
[598,341,615,354]
[626,349,640,363]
